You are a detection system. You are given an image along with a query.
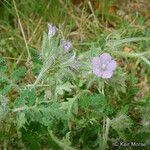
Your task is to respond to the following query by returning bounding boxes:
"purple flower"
[48,23,58,40]
[92,53,117,79]
[61,39,72,52]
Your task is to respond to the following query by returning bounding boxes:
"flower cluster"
[92,53,117,79]
[48,23,58,40]
[47,23,72,52]
[47,24,117,79]
[61,39,72,52]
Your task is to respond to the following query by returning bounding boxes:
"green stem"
[3,140,7,150]
[110,51,144,58]
[140,56,150,66]
[101,117,111,150]
[12,106,35,112]
[110,51,150,66]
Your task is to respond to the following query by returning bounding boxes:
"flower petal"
[107,60,117,71]
[101,71,113,79]
[48,23,58,40]
[99,53,112,64]
[93,68,102,77]
[62,39,72,52]
[92,57,101,68]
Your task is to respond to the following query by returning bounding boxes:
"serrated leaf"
[0,84,12,95]
[17,112,27,129]
[111,115,133,132]
[49,130,76,150]
[11,66,26,81]
[48,102,67,120]
[25,102,67,126]
[79,94,106,111]
[15,89,36,107]
[29,108,43,122]
[119,105,129,114]
[61,97,78,122]
[56,82,75,95]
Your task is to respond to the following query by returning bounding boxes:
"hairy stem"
[101,117,111,150]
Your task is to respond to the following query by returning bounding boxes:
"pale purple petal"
[92,53,117,79]
[92,57,101,68]
[99,53,112,64]
[62,39,72,52]
[93,68,102,77]
[48,23,58,40]
[107,60,117,71]
[101,71,113,79]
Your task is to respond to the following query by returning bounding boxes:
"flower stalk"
[101,117,111,150]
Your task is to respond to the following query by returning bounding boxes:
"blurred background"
[0,0,150,57]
